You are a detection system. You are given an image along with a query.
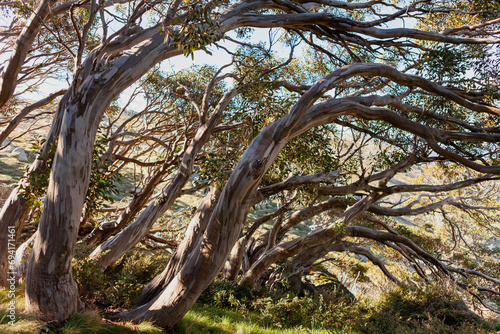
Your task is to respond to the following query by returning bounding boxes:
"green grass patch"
[0,285,48,334]
[175,304,332,334]
[0,286,163,334]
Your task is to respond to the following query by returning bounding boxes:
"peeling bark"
[134,186,220,307]
[24,33,182,320]
[0,94,67,287]
[25,92,110,319]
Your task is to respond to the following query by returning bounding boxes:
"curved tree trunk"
[222,172,339,282]
[134,185,220,306]
[89,89,237,271]
[0,95,67,287]
[88,171,191,270]
[25,96,103,319]
[119,122,295,327]
[286,241,346,295]
[223,237,246,281]
[118,67,346,329]
[24,78,119,318]
[24,33,181,320]
[246,197,348,268]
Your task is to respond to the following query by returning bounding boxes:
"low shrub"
[198,280,260,309]
[257,293,358,330]
[197,279,498,334]
[72,247,171,308]
[354,281,490,334]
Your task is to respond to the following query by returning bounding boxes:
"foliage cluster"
[17,137,56,209]
[355,282,499,334]
[164,0,227,58]
[83,133,122,220]
[72,246,171,309]
[198,279,261,309]
[18,133,121,223]
[196,280,500,333]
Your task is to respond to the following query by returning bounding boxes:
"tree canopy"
[0,0,499,329]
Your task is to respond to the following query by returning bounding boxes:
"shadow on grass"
[173,305,240,334]
[173,304,332,334]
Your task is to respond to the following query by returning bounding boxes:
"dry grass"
[0,153,29,186]
[0,286,164,334]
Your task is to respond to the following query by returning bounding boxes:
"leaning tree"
[0,0,499,329]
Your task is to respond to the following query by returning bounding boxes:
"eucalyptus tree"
[0,0,499,329]
[0,0,85,285]
[84,64,237,247]
[120,2,500,328]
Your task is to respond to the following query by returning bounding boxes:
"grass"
[2,277,500,334]
[0,285,332,334]
[0,286,164,334]
[0,285,45,334]
[174,304,332,334]
[0,152,29,185]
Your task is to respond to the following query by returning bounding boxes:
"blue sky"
[17,27,284,111]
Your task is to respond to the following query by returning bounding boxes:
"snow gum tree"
[0,0,499,329]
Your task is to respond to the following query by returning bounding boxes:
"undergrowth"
[0,282,164,334]
[3,254,499,334]
[189,279,500,334]
[72,245,171,309]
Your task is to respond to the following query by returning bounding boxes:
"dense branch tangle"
[0,0,499,329]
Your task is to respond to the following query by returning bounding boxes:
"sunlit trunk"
[0,98,66,287]
[134,186,220,306]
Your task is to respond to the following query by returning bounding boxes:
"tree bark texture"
[134,186,220,307]
[0,94,67,287]
[223,237,246,281]
[119,66,349,328]
[25,33,181,320]
[25,89,111,319]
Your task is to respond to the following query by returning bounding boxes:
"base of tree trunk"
[25,272,83,321]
